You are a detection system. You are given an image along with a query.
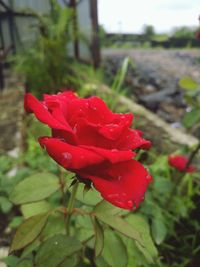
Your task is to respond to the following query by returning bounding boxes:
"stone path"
[102,48,200,127]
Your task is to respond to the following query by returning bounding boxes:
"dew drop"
[54,241,58,245]
[107,193,119,199]
[73,124,77,133]
[127,200,133,209]
[111,149,118,152]
[92,106,97,111]
[117,175,122,181]
[115,200,124,207]
[146,174,152,181]
[62,152,72,160]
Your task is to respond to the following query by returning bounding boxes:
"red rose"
[168,155,195,173]
[196,31,200,41]
[24,91,152,210]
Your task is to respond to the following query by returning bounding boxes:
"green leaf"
[93,218,104,257]
[74,183,102,206]
[21,238,41,258]
[0,196,12,213]
[35,234,82,267]
[2,255,19,267]
[9,216,23,229]
[94,200,122,216]
[153,177,172,195]
[21,201,52,218]
[179,77,198,90]
[95,212,143,247]
[151,217,167,245]
[95,256,110,267]
[112,57,134,92]
[10,212,50,252]
[123,237,147,267]
[126,214,158,263]
[101,230,128,267]
[59,255,79,267]
[183,108,200,128]
[17,259,33,267]
[10,172,60,204]
[41,213,66,240]
[74,215,94,243]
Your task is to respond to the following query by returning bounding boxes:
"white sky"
[98,0,200,33]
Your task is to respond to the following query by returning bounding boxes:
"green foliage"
[93,218,104,257]
[35,234,82,267]
[172,26,196,39]
[11,0,98,97]
[104,57,135,110]
[179,77,198,90]
[179,76,200,136]
[100,230,128,267]
[142,25,155,40]
[10,212,50,252]
[10,172,60,204]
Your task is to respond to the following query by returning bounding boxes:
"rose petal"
[116,128,151,150]
[24,93,74,133]
[168,155,196,173]
[78,160,152,210]
[44,91,78,120]
[99,123,125,140]
[39,137,104,169]
[66,96,114,128]
[80,145,135,163]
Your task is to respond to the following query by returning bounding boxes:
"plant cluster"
[11,0,97,97]
[0,89,199,267]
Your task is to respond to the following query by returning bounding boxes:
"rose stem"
[66,181,79,235]
[167,140,200,210]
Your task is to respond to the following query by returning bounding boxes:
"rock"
[102,49,200,129]
[139,87,177,104]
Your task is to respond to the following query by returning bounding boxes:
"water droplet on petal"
[127,200,133,209]
[73,124,77,133]
[107,193,119,199]
[62,152,72,160]
[115,200,124,207]
[117,175,122,181]
[111,149,118,152]
[91,106,97,111]
[146,174,152,181]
